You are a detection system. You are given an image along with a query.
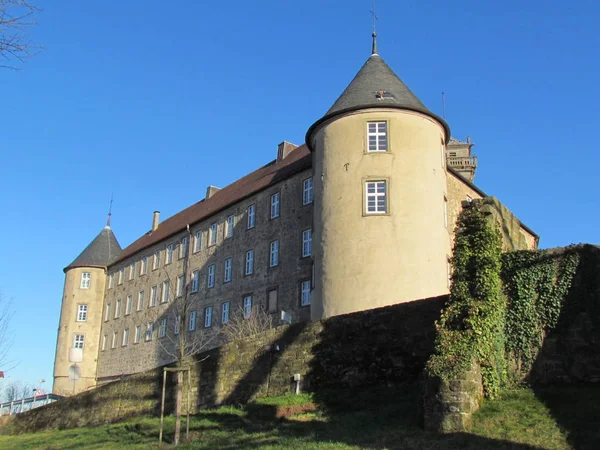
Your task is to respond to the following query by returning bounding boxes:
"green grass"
[0,383,592,450]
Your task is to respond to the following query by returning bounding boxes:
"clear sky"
[1,0,598,392]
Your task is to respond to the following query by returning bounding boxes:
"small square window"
[74,334,85,349]
[367,121,388,152]
[80,272,91,289]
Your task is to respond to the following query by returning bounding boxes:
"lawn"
[0,383,595,449]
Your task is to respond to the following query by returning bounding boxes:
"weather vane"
[371,0,379,55]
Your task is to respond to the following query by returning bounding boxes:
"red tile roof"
[112,145,312,266]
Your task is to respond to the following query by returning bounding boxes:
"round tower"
[53,224,121,395]
[306,44,451,320]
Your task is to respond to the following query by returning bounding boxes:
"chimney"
[206,185,221,200]
[152,211,160,232]
[277,141,298,161]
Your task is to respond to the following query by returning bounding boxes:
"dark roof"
[306,54,450,149]
[64,227,122,272]
[112,145,312,266]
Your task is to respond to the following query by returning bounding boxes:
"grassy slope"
[1,384,594,450]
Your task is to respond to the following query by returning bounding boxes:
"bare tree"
[2,380,32,402]
[220,305,273,344]
[1,0,39,69]
[0,290,14,375]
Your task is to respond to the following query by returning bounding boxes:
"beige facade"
[310,109,451,319]
[53,266,106,395]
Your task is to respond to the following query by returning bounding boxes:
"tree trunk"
[174,370,183,445]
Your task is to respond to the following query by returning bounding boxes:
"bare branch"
[0,1,40,69]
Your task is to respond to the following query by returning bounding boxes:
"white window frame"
[102,334,107,351]
[194,230,202,253]
[134,325,141,344]
[204,306,212,328]
[222,301,230,324]
[122,328,129,346]
[145,322,153,341]
[243,296,252,319]
[247,204,256,229]
[166,244,174,264]
[270,192,280,219]
[137,290,145,311]
[270,240,279,267]
[129,262,135,280]
[367,121,388,152]
[224,258,232,283]
[153,250,161,270]
[245,250,254,275]
[302,229,312,258]
[174,315,181,335]
[176,275,184,297]
[125,295,133,315]
[188,311,196,331]
[209,223,218,246]
[301,280,311,306]
[159,318,167,338]
[140,256,148,276]
[80,272,91,289]
[150,285,158,307]
[191,270,199,293]
[105,303,111,322]
[161,280,170,303]
[114,298,121,319]
[303,177,313,205]
[225,215,234,238]
[180,236,188,259]
[108,273,114,289]
[365,181,387,214]
[77,304,88,322]
[112,331,118,348]
[73,334,85,349]
[207,264,215,288]
[118,268,124,285]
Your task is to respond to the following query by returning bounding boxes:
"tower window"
[80,272,91,289]
[77,304,88,322]
[74,334,84,349]
[365,181,387,214]
[367,122,388,152]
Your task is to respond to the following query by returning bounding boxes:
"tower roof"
[64,226,122,273]
[306,54,450,149]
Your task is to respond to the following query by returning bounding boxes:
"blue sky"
[0,0,598,391]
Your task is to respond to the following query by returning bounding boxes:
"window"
[270,240,279,267]
[191,270,199,293]
[209,223,218,246]
[118,268,124,285]
[159,318,167,338]
[225,215,234,238]
[247,204,256,229]
[122,328,129,346]
[137,291,145,311]
[365,181,387,214]
[112,331,118,348]
[367,121,388,152]
[125,295,133,315]
[204,306,212,328]
[188,311,196,331]
[73,334,84,349]
[80,272,91,289]
[114,298,121,318]
[174,315,181,335]
[150,285,158,306]
[267,289,278,313]
[153,250,160,270]
[129,263,135,280]
[180,236,188,258]
[303,177,313,205]
[270,192,280,219]
[302,229,312,258]
[140,257,148,275]
[243,296,252,319]
[166,244,174,264]
[102,334,107,351]
[245,250,254,275]
[222,301,230,324]
[301,280,311,306]
[105,303,111,322]
[134,325,141,344]
[108,273,114,289]
[194,230,202,253]
[224,258,232,283]
[77,304,88,322]
[145,322,153,341]
[161,280,170,303]
[177,275,184,297]
[207,264,215,288]
[443,196,448,228]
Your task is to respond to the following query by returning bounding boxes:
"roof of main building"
[112,145,312,266]
[306,54,451,148]
[64,226,122,272]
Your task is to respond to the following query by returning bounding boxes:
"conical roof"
[64,226,122,272]
[306,54,450,148]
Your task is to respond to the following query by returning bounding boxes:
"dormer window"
[367,122,388,152]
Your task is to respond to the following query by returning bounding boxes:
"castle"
[52,39,537,395]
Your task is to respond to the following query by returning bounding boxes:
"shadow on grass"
[193,384,545,449]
